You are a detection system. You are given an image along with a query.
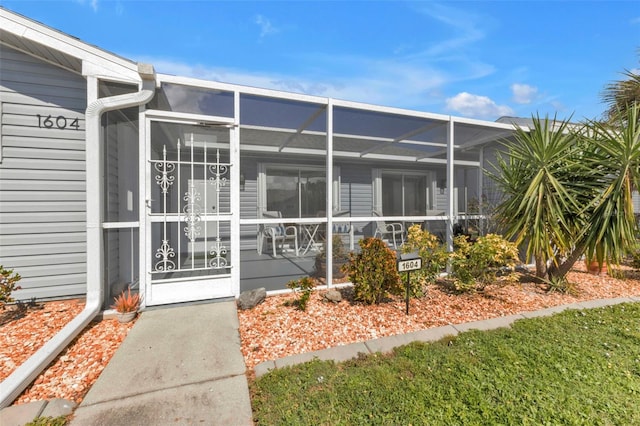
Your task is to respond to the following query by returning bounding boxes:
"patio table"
[299,223,322,255]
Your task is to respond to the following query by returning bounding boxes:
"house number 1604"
[37,114,81,130]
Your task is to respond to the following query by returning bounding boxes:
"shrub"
[0,265,21,309]
[347,237,402,304]
[449,234,520,292]
[26,416,68,426]
[285,276,316,311]
[402,225,449,295]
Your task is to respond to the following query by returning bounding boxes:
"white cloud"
[142,56,447,110]
[255,15,279,39]
[411,3,490,58]
[445,92,513,119]
[511,83,538,104]
[74,0,99,12]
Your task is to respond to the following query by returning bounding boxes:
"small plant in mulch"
[25,415,68,426]
[542,274,579,295]
[111,288,141,313]
[284,276,316,311]
[0,265,21,309]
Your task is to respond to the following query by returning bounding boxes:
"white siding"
[0,44,87,300]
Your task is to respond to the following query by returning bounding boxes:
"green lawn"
[251,303,640,425]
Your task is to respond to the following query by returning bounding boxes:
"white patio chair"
[372,210,404,249]
[258,211,299,256]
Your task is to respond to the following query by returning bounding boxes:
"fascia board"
[1,9,139,82]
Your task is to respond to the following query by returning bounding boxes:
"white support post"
[478,146,484,234]
[231,90,241,296]
[326,98,334,287]
[86,75,101,307]
[446,117,455,252]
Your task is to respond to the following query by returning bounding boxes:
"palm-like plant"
[602,69,640,123]
[489,115,598,279]
[491,106,640,281]
[581,104,640,266]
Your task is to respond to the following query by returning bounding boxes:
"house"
[0,8,519,309]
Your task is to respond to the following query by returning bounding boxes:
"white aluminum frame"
[141,112,239,306]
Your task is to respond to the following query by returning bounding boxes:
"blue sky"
[4,1,639,121]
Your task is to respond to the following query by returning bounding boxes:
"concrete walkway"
[70,300,253,426]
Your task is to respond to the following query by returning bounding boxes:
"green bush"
[401,224,449,295]
[449,234,519,292]
[0,265,21,309]
[285,276,316,311]
[26,416,68,426]
[347,237,402,304]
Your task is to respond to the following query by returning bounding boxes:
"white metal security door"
[145,119,234,305]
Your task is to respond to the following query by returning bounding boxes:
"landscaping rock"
[323,289,342,303]
[237,288,266,310]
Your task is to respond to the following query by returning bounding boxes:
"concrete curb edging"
[254,296,639,377]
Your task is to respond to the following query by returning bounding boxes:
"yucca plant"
[488,114,596,280]
[581,104,640,268]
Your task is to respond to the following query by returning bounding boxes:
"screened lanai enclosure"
[99,74,517,302]
[0,7,525,308]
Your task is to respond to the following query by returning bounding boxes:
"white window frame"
[373,168,435,216]
[258,163,340,217]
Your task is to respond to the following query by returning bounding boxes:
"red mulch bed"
[238,263,640,370]
[2,262,640,407]
[1,300,135,405]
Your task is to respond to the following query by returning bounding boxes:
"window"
[374,169,434,216]
[259,164,339,218]
[148,82,234,117]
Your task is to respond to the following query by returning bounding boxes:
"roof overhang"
[0,8,140,84]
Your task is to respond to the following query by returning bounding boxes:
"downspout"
[0,63,156,409]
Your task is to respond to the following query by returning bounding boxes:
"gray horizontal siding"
[0,190,85,201]
[0,169,85,180]
[339,163,372,217]
[0,201,85,212]
[1,134,86,151]
[1,232,86,245]
[0,179,85,191]
[2,147,85,161]
[9,253,84,268]
[0,212,86,223]
[1,43,87,300]
[1,80,86,102]
[0,222,86,235]
[0,90,86,111]
[240,157,259,250]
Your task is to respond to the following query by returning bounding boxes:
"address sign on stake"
[397,253,422,272]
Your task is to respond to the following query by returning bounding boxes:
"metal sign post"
[397,253,422,315]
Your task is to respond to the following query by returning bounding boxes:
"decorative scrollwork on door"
[183,183,202,242]
[154,146,175,194]
[154,239,176,271]
[209,237,229,269]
